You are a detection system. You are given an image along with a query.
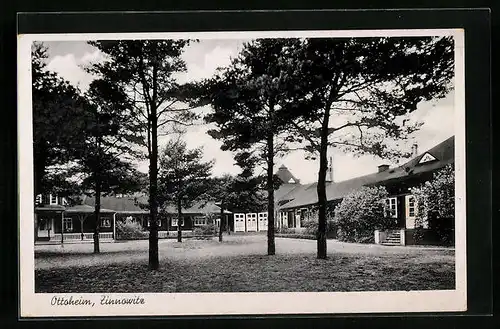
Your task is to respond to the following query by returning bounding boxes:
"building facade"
[274,136,455,245]
[34,194,231,242]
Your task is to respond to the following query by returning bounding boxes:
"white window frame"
[63,217,73,232]
[418,152,437,164]
[49,194,58,205]
[147,219,162,227]
[385,197,398,218]
[101,217,112,228]
[406,195,417,219]
[36,194,42,205]
[171,218,184,227]
[194,216,207,225]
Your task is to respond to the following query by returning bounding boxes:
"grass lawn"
[35,235,455,293]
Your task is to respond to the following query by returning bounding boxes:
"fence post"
[112,213,117,240]
[60,213,64,245]
[400,229,406,246]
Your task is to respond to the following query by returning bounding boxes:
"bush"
[116,218,147,240]
[411,165,455,245]
[193,224,216,239]
[334,186,392,243]
[278,227,295,234]
[275,233,316,240]
[302,219,337,238]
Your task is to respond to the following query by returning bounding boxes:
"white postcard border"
[18,28,466,317]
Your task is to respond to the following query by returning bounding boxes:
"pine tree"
[32,42,87,198]
[286,37,454,258]
[87,40,197,269]
[158,138,213,243]
[204,39,310,255]
[74,79,143,253]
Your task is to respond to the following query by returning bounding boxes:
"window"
[147,219,162,227]
[408,197,416,218]
[63,218,73,232]
[385,197,398,218]
[36,194,42,205]
[418,152,437,164]
[405,195,418,219]
[101,217,111,228]
[194,216,206,225]
[50,194,58,205]
[39,218,46,230]
[171,218,184,227]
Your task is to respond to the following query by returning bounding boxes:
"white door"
[282,212,288,228]
[234,213,246,232]
[38,217,54,237]
[258,212,268,231]
[246,213,257,232]
[405,195,417,229]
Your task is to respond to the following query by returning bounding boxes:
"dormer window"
[418,152,437,164]
[36,194,42,205]
[49,194,58,205]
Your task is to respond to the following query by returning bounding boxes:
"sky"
[41,39,455,184]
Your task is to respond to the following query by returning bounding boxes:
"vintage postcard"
[18,28,466,317]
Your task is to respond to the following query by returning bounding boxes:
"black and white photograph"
[18,28,466,316]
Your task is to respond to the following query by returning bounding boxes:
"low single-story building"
[274,136,455,245]
[34,193,231,242]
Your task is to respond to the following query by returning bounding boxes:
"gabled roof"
[162,201,232,214]
[35,204,66,212]
[83,195,147,213]
[276,165,300,184]
[65,204,115,214]
[82,195,230,215]
[279,136,454,210]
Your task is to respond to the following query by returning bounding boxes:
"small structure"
[63,204,116,241]
[34,194,232,242]
[275,136,455,245]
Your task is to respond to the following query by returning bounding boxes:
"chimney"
[326,156,334,182]
[411,143,418,157]
[378,164,390,173]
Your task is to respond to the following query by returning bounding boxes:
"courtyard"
[35,235,455,293]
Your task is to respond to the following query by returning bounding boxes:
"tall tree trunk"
[266,131,276,255]
[218,203,223,242]
[148,53,160,270]
[316,107,331,260]
[34,213,38,242]
[93,179,101,254]
[80,217,84,240]
[34,140,48,198]
[177,198,182,243]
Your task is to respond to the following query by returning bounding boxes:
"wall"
[404,228,455,246]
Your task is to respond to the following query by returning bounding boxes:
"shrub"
[116,218,147,240]
[302,219,337,238]
[411,165,455,245]
[278,227,295,234]
[334,186,392,243]
[193,224,216,239]
[275,233,316,240]
[302,219,318,235]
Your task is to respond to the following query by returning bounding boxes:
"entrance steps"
[381,232,402,246]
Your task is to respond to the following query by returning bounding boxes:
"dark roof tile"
[279,136,454,210]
